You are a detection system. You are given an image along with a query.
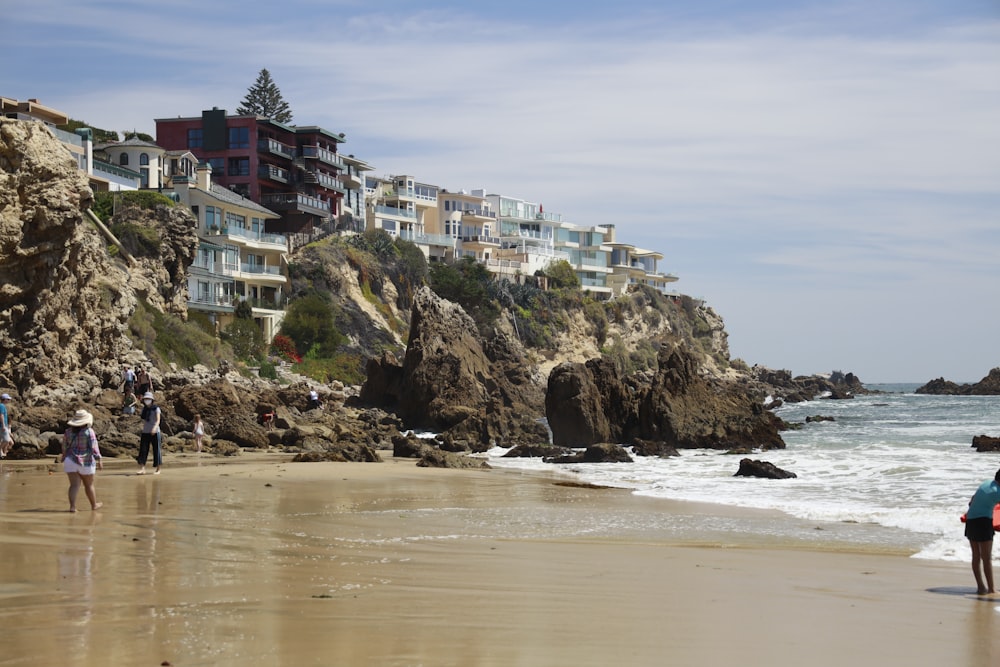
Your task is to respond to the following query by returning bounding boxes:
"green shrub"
[279,292,345,359]
[221,318,265,363]
[294,353,365,385]
[258,360,278,380]
[129,299,233,368]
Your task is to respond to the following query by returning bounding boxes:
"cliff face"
[0,119,140,399]
[0,119,201,402]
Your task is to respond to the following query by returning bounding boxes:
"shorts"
[1,427,11,444]
[965,516,995,542]
[63,458,97,476]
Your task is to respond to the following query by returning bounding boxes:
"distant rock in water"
[916,368,1000,396]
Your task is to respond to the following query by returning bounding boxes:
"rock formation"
[361,286,548,449]
[0,119,134,398]
[546,341,786,451]
[916,368,1000,396]
[734,458,797,479]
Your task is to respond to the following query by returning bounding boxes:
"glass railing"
[301,145,345,169]
[239,263,283,276]
[223,226,287,246]
[375,205,416,219]
[399,230,455,247]
[258,138,295,158]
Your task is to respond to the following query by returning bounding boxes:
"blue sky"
[4,0,999,382]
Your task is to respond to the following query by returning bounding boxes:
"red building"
[155,109,351,238]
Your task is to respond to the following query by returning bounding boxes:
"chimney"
[196,162,212,191]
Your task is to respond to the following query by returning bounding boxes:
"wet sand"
[0,452,997,667]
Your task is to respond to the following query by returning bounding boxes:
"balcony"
[339,172,363,189]
[300,145,345,170]
[260,192,331,217]
[258,138,295,159]
[375,204,416,220]
[398,230,456,248]
[460,234,500,246]
[258,164,290,183]
[222,225,287,248]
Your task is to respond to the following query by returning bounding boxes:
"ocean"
[483,384,1000,561]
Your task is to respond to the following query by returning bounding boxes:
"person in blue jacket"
[966,468,1000,594]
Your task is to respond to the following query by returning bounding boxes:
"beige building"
[167,164,289,342]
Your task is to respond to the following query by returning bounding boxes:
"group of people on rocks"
[120,365,154,416]
[2,369,328,512]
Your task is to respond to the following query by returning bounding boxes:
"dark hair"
[994,469,1000,483]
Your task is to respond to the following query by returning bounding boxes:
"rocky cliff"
[0,119,198,401]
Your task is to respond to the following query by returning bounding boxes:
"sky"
[3,0,999,383]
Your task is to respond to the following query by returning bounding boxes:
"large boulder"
[546,341,785,451]
[360,287,546,449]
[917,368,1000,396]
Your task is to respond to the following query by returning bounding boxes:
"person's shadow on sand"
[927,586,998,601]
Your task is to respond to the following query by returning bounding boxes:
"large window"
[205,206,222,230]
[226,211,246,229]
[187,128,203,149]
[228,126,249,149]
[207,157,225,174]
[228,157,250,176]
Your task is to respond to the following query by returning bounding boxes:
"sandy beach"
[0,452,996,667]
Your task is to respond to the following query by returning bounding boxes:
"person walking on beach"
[192,413,205,452]
[0,393,13,458]
[965,468,1000,594]
[60,409,103,512]
[137,392,162,475]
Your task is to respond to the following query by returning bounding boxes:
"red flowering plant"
[270,334,302,364]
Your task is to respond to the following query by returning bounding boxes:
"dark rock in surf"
[734,458,797,479]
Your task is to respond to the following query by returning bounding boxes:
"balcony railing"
[300,145,345,170]
[258,164,290,183]
[398,230,456,247]
[375,204,416,219]
[258,138,295,158]
[223,225,287,247]
[261,193,331,215]
[239,263,283,276]
[461,234,500,245]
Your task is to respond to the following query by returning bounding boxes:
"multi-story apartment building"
[155,109,359,247]
[439,188,499,264]
[165,163,289,342]
[2,96,141,191]
[486,193,569,281]
[605,224,679,296]
[366,174,456,262]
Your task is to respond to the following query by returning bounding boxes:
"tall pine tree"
[236,69,293,123]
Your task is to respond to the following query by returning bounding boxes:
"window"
[139,153,149,166]
[207,157,225,174]
[226,212,246,229]
[228,126,249,149]
[187,128,203,149]
[205,206,222,230]
[140,167,149,188]
[228,157,250,176]
[119,153,129,166]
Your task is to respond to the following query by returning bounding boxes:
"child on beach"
[965,468,1000,594]
[192,414,205,452]
[60,409,103,512]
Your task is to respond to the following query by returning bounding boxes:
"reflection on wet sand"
[0,455,994,666]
